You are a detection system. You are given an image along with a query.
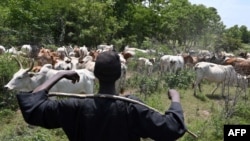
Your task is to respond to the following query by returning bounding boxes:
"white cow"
[197,49,212,58]
[5,46,18,55]
[4,59,95,94]
[79,45,89,57]
[82,55,96,72]
[54,47,90,71]
[21,44,32,57]
[124,45,150,54]
[220,51,235,57]
[97,44,114,52]
[118,53,127,64]
[160,55,184,74]
[193,62,248,96]
[53,58,73,70]
[137,57,154,75]
[56,46,68,59]
[55,56,86,70]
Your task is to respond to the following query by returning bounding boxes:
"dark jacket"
[16,90,186,141]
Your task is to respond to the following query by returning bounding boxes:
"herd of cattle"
[1,44,250,96]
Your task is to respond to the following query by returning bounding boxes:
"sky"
[189,0,250,29]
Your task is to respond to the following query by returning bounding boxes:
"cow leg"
[221,82,225,97]
[193,79,202,96]
[198,83,202,92]
[211,83,220,95]
[193,81,197,96]
[160,64,164,75]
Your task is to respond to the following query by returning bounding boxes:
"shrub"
[0,54,20,110]
[163,69,195,89]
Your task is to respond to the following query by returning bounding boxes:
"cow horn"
[25,58,35,72]
[64,47,72,60]
[79,49,84,60]
[12,55,23,69]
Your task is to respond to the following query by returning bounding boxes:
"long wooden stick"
[48,92,198,138]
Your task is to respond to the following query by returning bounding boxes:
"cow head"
[4,57,38,92]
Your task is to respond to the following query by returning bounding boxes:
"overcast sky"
[189,0,250,29]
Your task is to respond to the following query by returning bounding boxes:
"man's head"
[94,51,121,82]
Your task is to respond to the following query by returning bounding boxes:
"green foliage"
[0,108,67,141]
[232,102,250,124]
[240,25,250,43]
[138,75,161,95]
[215,34,242,51]
[194,94,208,102]
[1,0,247,51]
[0,54,20,110]
[0,109,14,121]
[163,69,195,89]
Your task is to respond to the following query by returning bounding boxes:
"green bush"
[0,54,20,110]
[163,69,195,89]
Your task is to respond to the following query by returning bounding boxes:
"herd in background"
[2,44,250,96]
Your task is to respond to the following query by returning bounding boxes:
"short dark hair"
[94,51,121,82]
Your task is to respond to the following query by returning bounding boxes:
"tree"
[240,25,250,43]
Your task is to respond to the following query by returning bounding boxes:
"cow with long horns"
[4,57,95,94]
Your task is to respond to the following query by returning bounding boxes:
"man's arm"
[16,70,80,128]
[33,70,80,93]
[128,89,186,141]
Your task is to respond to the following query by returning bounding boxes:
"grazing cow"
[233,60,250,76]
[222,57,250,76]
[181,54,194,68]
[160,55,184,74]
[4,59,95,94]
[121,51,135,63]
[193,62,248,96]
[137,57,154,75]
[222,57,246,66]
[124,45,150,54]
[160,55,172,73]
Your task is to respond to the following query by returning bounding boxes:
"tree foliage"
[0,0,249,51]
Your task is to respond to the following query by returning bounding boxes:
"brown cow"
[222,57,250,76]
[182,54,194,68]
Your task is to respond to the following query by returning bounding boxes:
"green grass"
[0,110,67,141]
